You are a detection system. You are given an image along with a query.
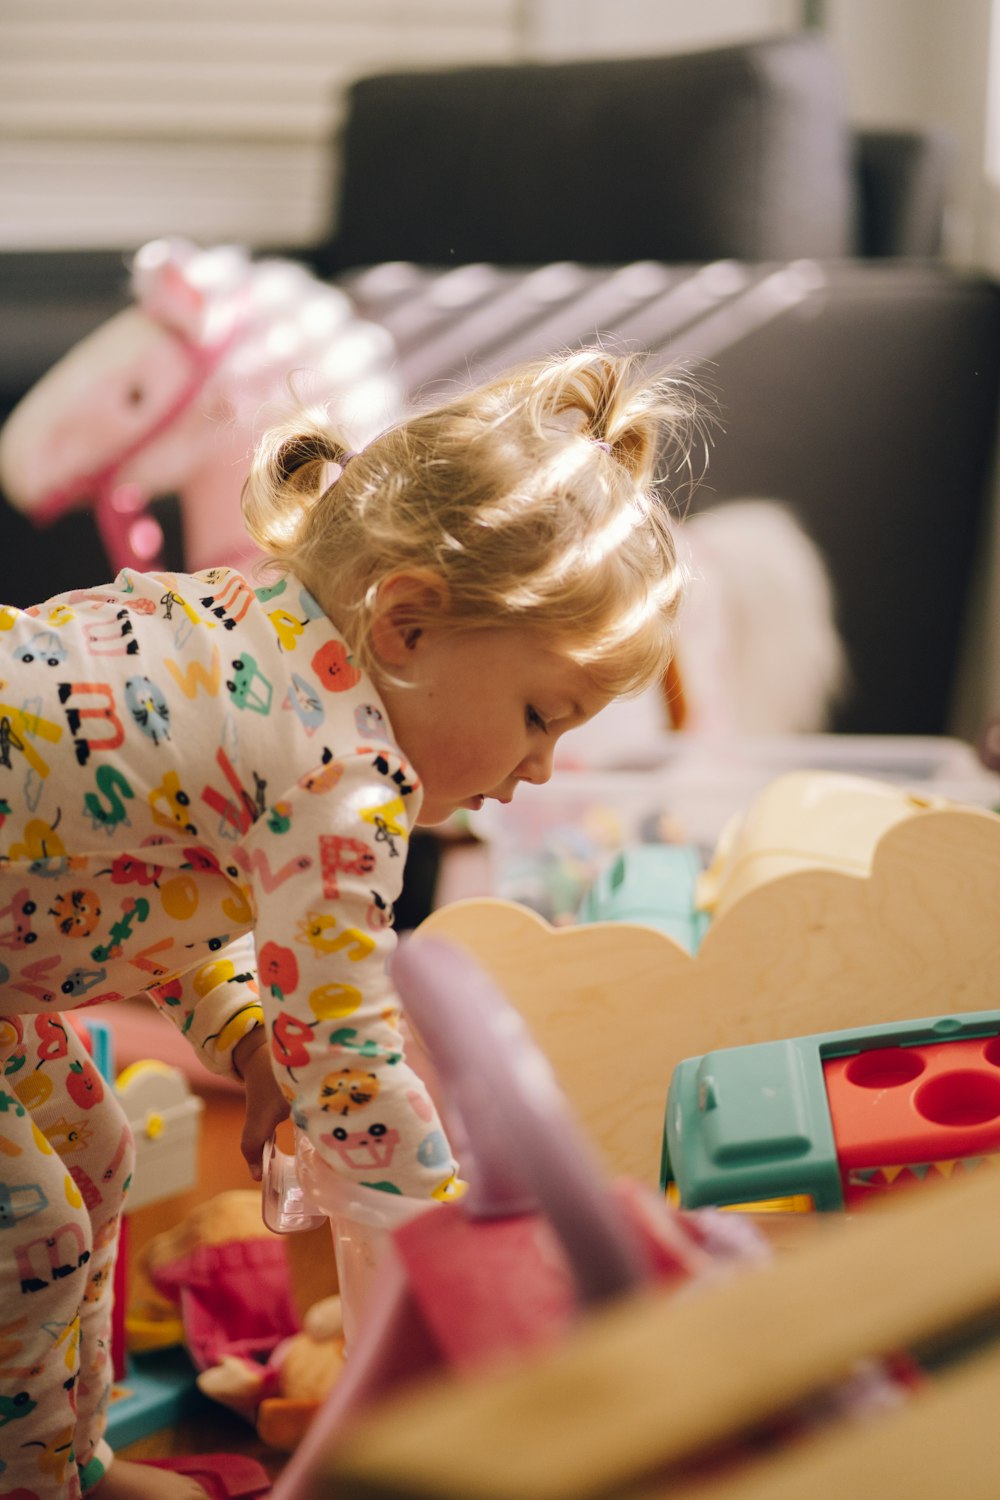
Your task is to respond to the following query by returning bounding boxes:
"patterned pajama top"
[0,566,458,1200]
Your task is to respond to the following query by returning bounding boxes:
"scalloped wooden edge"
[416,804,1000,1186]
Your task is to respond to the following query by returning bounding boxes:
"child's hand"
[233,1027,290,1181]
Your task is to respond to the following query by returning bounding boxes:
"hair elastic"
[594,440,612,454]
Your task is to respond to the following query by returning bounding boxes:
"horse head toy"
[0,238,403,575]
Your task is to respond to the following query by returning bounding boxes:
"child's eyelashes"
[526,705,548,732]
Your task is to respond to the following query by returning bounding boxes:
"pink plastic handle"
[389,935,650,1306]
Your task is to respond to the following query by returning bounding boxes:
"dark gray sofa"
[1,32,997,738]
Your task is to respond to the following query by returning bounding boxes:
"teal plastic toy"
[579,844,709,953]
[662,1009,1000,1213]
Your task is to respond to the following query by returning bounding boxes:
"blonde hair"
[242,349,708,696]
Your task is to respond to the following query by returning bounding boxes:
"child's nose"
[519,741,555,785]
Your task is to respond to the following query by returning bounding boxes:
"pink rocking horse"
[0,238,404,575]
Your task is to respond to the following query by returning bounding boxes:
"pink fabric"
[137,1455,270,1500]
[150,1235,300,1372]
[391,1179,719,1373]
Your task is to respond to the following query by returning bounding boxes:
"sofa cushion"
[328,34,856,270]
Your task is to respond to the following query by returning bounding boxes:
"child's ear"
[370,571,450,667]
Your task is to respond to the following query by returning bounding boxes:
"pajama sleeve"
[144,930,265,1079]
[238,744,460,1200]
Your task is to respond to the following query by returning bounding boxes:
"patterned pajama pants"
[0,1012,134,1500]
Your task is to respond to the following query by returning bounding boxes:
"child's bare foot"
[91,1458,209,1500]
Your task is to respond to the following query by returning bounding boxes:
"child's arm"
[145,933,290,1178]
[242,748,460,1200]
[233,1023,291,1180]
[144,931,265,1077]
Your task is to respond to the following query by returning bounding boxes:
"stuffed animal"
[0,238,403,574]
[671,497,848,734]
[136,1188,345,1451]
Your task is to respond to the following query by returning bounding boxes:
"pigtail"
[241,414,352,562]
[529,348,710,501]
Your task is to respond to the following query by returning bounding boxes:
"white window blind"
[0,0,526,250]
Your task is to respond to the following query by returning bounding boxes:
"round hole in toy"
[982,1035,1000,1069]
[915,1070,1000,1128]
[844,1047,925,1090]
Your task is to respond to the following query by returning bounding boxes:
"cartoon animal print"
[371,753,416,798]
[124,675,170,743]
[149,769,199,837]
[355,703,388,740]
[83,607,139,656]
[284,673,324,733]
[226,653,273,713]
[82,1260,111,1304]
[46,1118,94,1156]
[201,572,254,631]
[0,1386,37,1428]
[366,891,393,930]
[311,639,361,692]
[29,1422,75,1484]
[319,1067,380,1116]
[319,1121,400,1173]
[298,747,343,795]
[60,965,109,999]
[48,889,102,939]
[0,890,37,951]
[9,815,67,865]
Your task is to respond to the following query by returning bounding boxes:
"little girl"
[0,348,698,1500]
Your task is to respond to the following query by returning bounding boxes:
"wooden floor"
[118,1404,288,1483]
